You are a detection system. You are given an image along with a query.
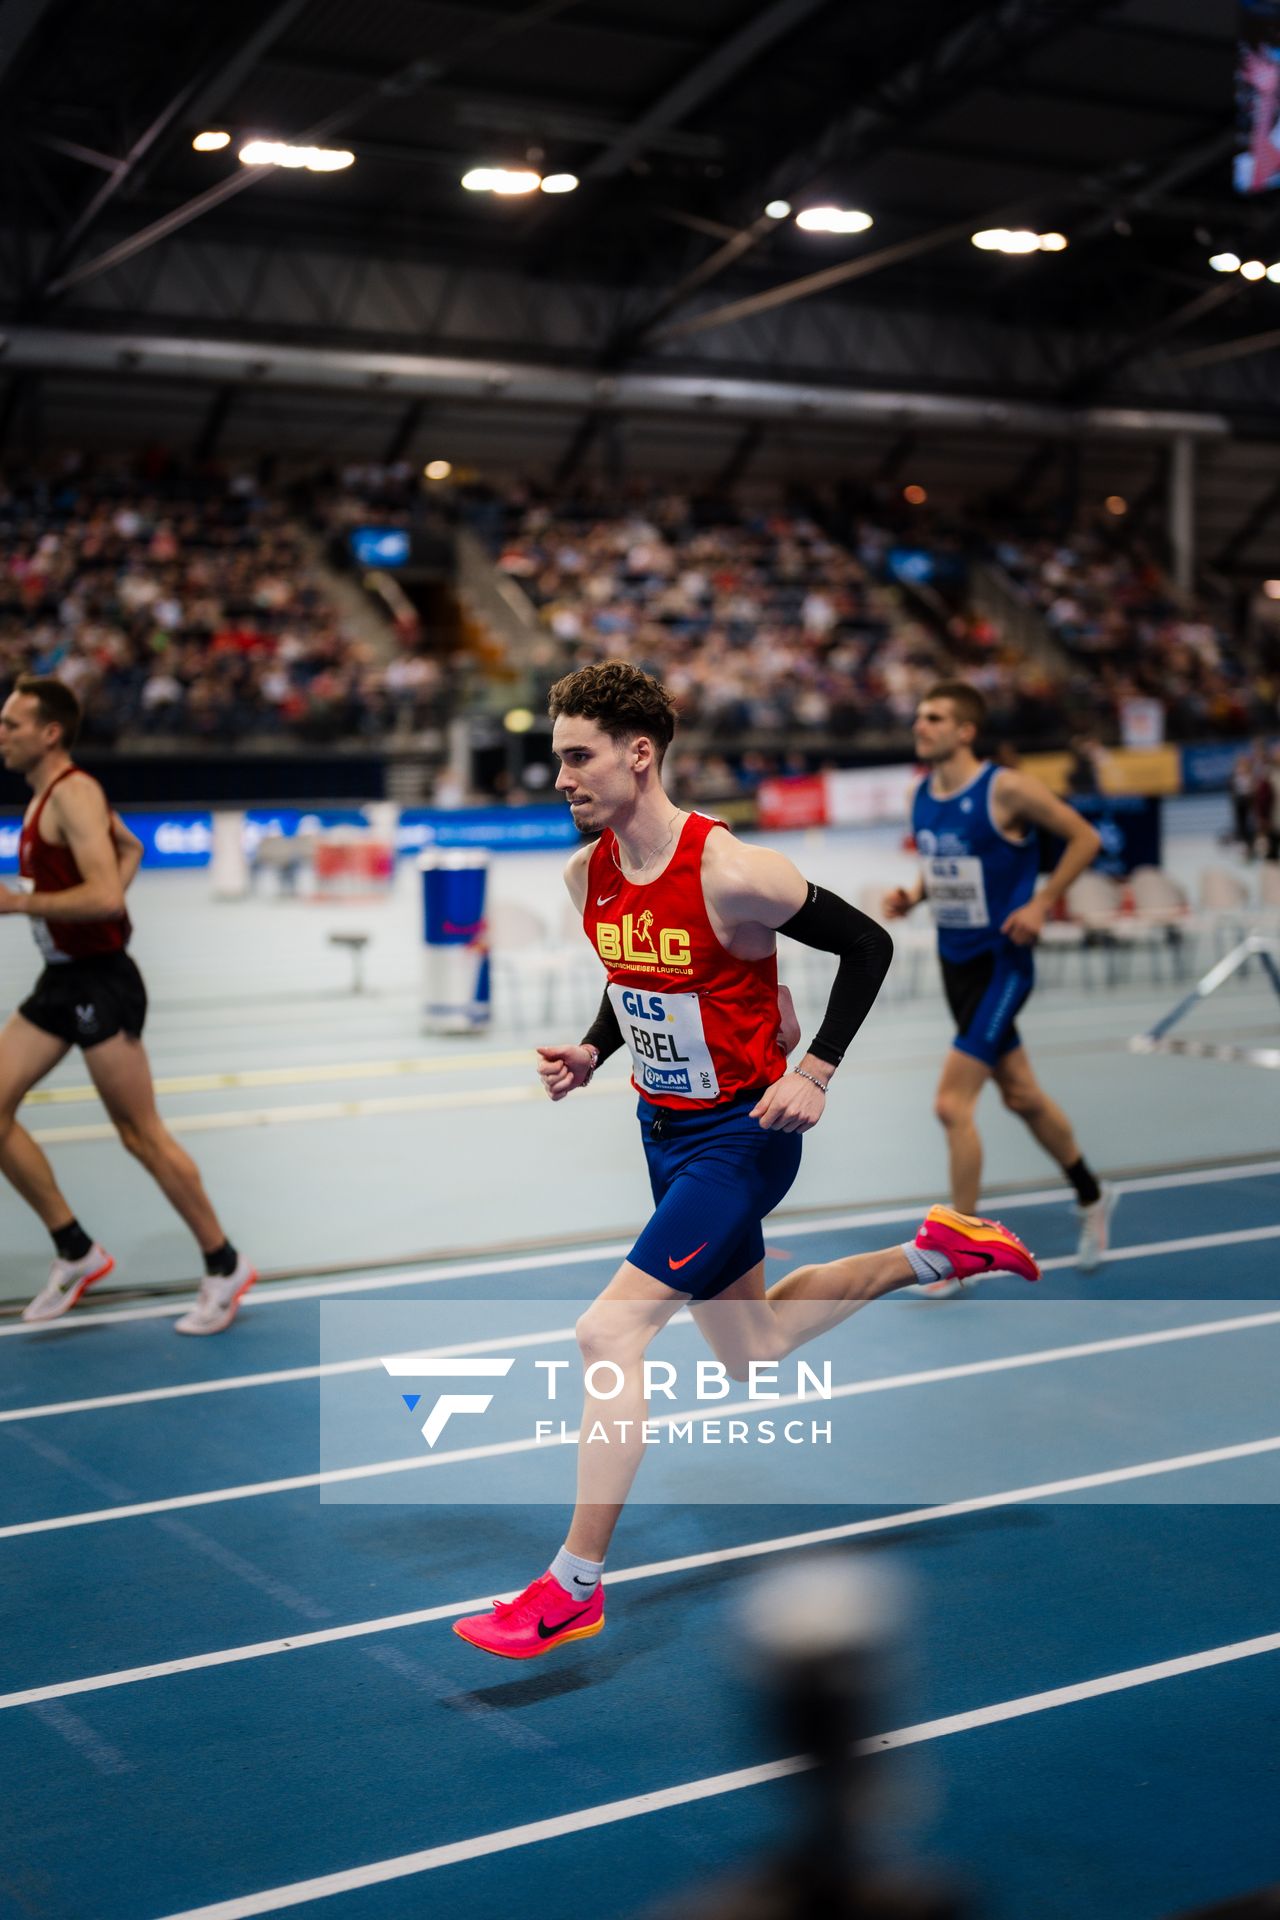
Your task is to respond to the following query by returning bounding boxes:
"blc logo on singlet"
[594,909,692,972]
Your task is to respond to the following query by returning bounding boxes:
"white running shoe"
[22,1244,115,1322]
[1076,1185,1117,1273]
[174,1256,257,1336]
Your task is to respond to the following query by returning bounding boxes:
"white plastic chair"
[1129,866,1189,922]
[486,900,562,1028]
[1065,871,1123,933]
[1256,863,1280,941]
[1199,867,1252,957]
[1033,879,1093,989]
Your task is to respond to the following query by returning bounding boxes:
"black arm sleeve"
[777,882,893,1069]
[581,986,624,1064]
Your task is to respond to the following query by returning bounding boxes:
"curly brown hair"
[547,661,677,763]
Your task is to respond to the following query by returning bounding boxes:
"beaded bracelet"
[793,1066,829,1095]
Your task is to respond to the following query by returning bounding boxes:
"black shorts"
[18,952,148,1051]
[940,947,1034,1068]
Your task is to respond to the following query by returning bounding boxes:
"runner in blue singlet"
[885,680,1116,1282]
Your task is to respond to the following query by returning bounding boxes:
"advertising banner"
[1063,794,1163,876]
[824,763,918,827]
[398,805,579,854]
[1099,746,1182,797]
[756,775,828,831]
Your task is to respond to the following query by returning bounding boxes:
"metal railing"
[970,558,1066,673]
[454,529,544,710]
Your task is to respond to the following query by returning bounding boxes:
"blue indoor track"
[2,1159,1279,1920]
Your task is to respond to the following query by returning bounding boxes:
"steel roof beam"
[0,321,1232,439]
[631,0,1122,346]
[40,0,582,300]
[0,0,57,90]
[582,0,831,183]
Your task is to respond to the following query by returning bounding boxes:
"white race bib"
[924,855,990,930]
[607,984,720,1101]
[14,878,66,965]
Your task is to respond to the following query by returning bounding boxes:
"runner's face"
[913,700,970,765]
[0,694,55,774]
[552,716,639,832]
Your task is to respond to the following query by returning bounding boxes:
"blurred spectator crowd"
[0,463,448,745]
[994,522,1277,741]
[491,494,1062,752]
[4,460,1277,765]
[481,490,1280,773]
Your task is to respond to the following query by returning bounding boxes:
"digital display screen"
[886,547,966,586]
[350,526,411,568]
[1237,0,1280,192]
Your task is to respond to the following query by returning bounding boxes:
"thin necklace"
[612,808,682,881]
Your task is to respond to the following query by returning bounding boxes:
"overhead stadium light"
[795,206,873,234]
[239,140,354,172]
[540,172,578,194]
[765,199,791,219]
[1209,252,1241,273]
[1268,263,1280,283]
[971,228,1065,255]
[1240,258,1267,280]
[192,131,231,153]
[461,166,541,195]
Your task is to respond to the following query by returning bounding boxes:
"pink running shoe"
[453,1571,605,1659]
[914,1205,1040,1287]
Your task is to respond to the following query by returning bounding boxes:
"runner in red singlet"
[454,661,1040,1659]
[0,676,255,1333]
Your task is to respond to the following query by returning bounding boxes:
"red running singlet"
[19,767,132,963]
[582,812,786,1111]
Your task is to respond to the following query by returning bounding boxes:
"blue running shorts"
[941,946,1035,1068]
[627,1087,803,1301]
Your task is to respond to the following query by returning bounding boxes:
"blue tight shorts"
[628,1088,803,1301]
[941,947,1035,1069]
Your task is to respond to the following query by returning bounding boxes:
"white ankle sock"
[902,1241,954,1284]
[549,1545,604,1596]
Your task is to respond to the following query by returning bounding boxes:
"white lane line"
[2,1205,1280,1405]
[4,1313,1280,1539]
[0,1323,588,1422]
[29,1079,629,1146]
[151,1626,1280,1920]
[2,1156,1277,1337]
[4,1434,1278,1716]
[0,1244,633,1338]
[1039,1222,1280,1270]
[5,1289,1280,1426]
[22,1050,546,1106]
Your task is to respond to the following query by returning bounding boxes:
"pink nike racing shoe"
[914,1205,1040,1287]
[453,1571,605,1659]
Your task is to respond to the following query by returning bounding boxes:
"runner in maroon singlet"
[0,676,255,1333]
[453,661,1040,1659]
